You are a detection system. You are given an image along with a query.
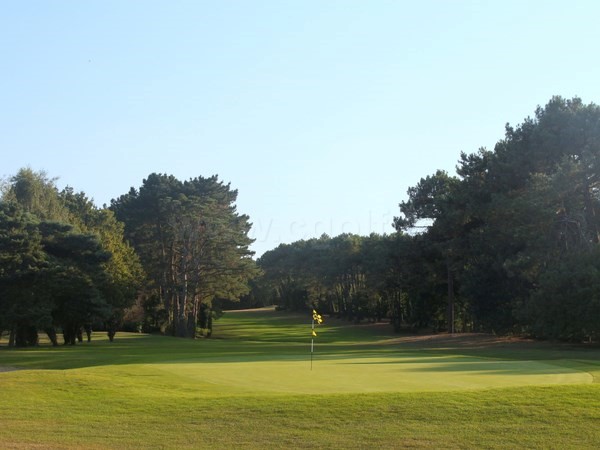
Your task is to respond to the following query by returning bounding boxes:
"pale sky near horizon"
[2,1,600,256]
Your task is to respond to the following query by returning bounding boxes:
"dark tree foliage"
[111,173,259,338]
[0,202,48,346]
[257,233,421,328]
[394,96,600,340]
[259,97,600,341]
[0,169,143,346]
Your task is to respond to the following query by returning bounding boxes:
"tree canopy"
[1,169,261,345]
[0,169,144,346]
[111,173,260,338]
[257,97,600,342]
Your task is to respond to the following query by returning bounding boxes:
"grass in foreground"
[1,308,599,448]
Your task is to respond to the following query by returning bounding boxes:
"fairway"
[1,308,599,449]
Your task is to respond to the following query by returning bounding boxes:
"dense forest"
[0,169,144,346]
[256,97,600,342]
[0,171,258,346]
[1,96,599,345]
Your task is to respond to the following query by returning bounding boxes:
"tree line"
[257,97,600,342]
[3,96,599,345]
[0,170,258,346]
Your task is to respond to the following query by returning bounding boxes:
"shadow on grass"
[339,357,589,376]
[1,309,599,379]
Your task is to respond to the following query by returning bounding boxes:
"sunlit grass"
[1,307,599,448]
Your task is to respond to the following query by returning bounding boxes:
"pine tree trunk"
[107,327,117,342]
[84,324,92,342]
[186,311,196,338]
[8,326,16,347]
[207,313,213,338]
[582,184,600,244]
[174,288,188,338]
[45,327,59,346]
[447,260,455,334]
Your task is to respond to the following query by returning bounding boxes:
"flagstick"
[310,310,323,371]
[311,318,314,371]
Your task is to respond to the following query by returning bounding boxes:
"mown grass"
[1,308,599,448]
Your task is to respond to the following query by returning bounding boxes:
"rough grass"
[1,308,599,448]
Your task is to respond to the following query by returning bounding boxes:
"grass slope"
[1,308,599,448]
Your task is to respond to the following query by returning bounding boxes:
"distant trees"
[258,233,410,326]
[258,97,600,342]
[111,173,259,338]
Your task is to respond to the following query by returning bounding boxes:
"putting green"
[131,353,590,395]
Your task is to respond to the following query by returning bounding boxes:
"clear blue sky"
[2,1,599,256]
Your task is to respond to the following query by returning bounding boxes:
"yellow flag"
[312,309,323,324]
